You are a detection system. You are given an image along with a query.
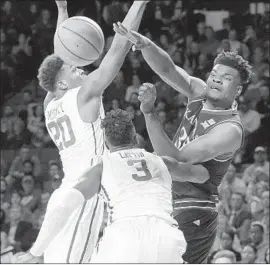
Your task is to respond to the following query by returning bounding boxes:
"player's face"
[59,63,87,89]
[206,64,242,107]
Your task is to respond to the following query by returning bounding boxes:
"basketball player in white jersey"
[14,0,149,263]
[22,109,209,263]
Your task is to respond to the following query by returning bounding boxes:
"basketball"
[54,16,105,67]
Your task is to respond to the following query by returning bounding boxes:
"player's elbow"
[191,166,210,183]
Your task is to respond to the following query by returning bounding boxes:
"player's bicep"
[80,47,129,100]
[74,162,103,200]
[162,156,209,183]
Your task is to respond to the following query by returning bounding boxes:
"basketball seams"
[56,29,90,61]
[61,26,100,58]
[71,18,105,46]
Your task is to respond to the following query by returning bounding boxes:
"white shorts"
[44,192,104,263]
[90,216,186,263]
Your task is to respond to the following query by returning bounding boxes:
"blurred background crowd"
[1,0,269,263]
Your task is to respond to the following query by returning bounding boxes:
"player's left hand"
[138,83,157,114]
[13,251,41,263]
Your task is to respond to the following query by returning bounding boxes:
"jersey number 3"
[127,159,152,181]
[47,115,76,151]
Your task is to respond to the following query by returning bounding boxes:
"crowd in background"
[1,0,269,263]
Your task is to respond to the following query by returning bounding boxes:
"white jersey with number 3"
[45,86,105,188]
[101,148,177,226]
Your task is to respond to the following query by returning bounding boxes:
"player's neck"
[111,144,137,153]
[204,99,232,110]
[54,90,66,100]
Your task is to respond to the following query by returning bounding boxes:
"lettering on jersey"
[200,118,216,129]
[119,152,145,159]
[173,99,204,150]
[46,102,64,121]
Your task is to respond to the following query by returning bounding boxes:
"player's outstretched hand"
[55,0,67,9]
[113,22,150,51]
[138,83,157,114]
[13,251,41,263]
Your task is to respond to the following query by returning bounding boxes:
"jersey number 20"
[47,115,76,151]
[127,159,152,181]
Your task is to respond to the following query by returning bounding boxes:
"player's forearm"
[141,43,191,96]
[172,164,210,183]
[30,189,84,257]
[144,112,180,159]
[56,5,68,29]
[110,1,148,53]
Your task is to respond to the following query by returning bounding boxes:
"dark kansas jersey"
[172,98,244,208]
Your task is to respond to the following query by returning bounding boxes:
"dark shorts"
[174,208,218,264]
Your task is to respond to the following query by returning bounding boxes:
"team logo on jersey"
[200,118,216,129]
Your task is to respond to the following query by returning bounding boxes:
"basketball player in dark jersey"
[113,23,253,263]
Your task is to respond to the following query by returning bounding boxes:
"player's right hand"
[113,22,150,51]
[55,0,67,9]
[138,83,157,114]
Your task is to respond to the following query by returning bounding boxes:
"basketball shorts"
[90,216,186,263]
[43,191,104,263]
[173,207,218,264]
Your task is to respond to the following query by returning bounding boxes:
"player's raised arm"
[162,156,210,183]
[79,1,148,101]
[44,0,69,107]
[113,23,206,99]
[55,0,69,29]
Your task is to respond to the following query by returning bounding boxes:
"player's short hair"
[101,109,135,147]
[214,50,253,84]
[37,54,64,92]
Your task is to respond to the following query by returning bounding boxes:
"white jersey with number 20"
[45,86,105,188]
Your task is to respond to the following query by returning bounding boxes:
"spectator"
[44,160,63,194]
[4,118,31,149]
[0,231,15,263]
[30,128,52,149]
[8,145,41,180]
[2,206,33,252]
[260,190,269,238]
[27,103,46,134]
[218,164,246,196]
[238,98,261,137]
[20,175,41,212]
[0,106,20,143]
[249,222,269,263]
[240,244,257,264]
[223,192,252,245]
[243,146,269,184]
[0,209,6,227]
[125,74,141,103]
[200,26,220,56]
[208,228,241,263]
[212,249,236,263]
[1,178,10,212]
[194,21,206,43]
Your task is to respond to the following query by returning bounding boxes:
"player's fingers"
[113,23,126,36]
[117,22,128,34]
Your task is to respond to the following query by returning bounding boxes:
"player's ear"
[57,80,68,91]
[236,85,242,97]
